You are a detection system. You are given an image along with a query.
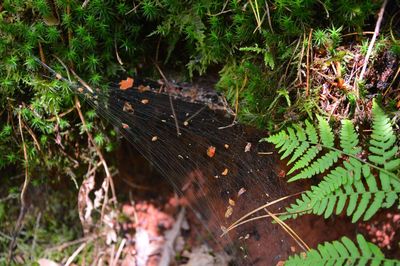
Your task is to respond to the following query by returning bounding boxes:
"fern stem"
[304,140,399,182]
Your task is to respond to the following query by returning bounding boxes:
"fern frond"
[282,171,400,222]
[266,101,400,223]
[285,234,399,266]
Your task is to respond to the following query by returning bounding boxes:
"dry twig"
[306,29,313,97]
[7,112,31,264]
[358,0,388,95]
[74,97,117,222]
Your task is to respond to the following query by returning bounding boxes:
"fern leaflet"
[285,234,399,266]
[264,101,400,222]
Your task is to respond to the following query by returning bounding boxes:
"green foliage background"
[0,0,398,262]
[0,0,388,172]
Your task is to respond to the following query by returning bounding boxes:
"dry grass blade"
[264,208,310,252]
[221,192,304,236]
[7,112,31,264]
[64,243,86,266]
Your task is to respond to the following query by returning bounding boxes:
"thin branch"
[358,0,388,85]
[305,28,313,97]
[154,63,181,136]
[74,97,117,219]
[7,112,31,264]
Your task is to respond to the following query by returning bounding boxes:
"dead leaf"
[237,188,246,197]
[141,99,149,104]
[277,170,286,178]
[43,15,60,26]
[138,84,151,92]
[220,226,227,234]
[221,168,228,176]
[228,198,235,206]
[207,146,216,158]
[244,142,251,152]
[119,77,134,90]
[38,258,60,266]
[78,175,95,233]
[225,206,233,218]
[123,102,134,113]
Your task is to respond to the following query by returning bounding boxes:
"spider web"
[90,79,298,264]
[36,58,301,264]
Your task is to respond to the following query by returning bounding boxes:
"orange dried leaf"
[207,146,216,158]
[119,77,134,90]
[278,170,286,178]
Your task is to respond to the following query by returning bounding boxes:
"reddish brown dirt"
[114,140,400,265]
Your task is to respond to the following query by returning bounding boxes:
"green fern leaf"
[317,115,334,147]
[287,146,320,175]
[281,179,400,222]
[305,120,318,143]
[288,150,340,182]
[267,101,400,223]
[340,119,361,155]
[285,234,398,266]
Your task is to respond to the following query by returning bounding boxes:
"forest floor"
[2,42,399,266]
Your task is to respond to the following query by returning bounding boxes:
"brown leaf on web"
[237,188,246,197]
[221,168,228,176]
[244,142,251,152]
[228,198,235,206]
[119,77,134,90]
[123,102,134,113]
[225,206,233,218]
[138,84,151,92]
